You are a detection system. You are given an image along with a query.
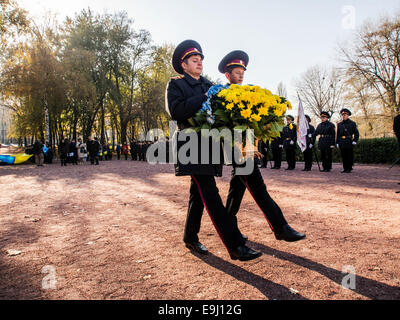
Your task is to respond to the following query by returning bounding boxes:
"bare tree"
[295,65,346,119]
[344,74,377,134]
[339,14,400,120]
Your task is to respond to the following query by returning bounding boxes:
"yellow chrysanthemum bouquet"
[189,84,292,143]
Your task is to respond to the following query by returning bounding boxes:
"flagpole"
[297,93,321,171]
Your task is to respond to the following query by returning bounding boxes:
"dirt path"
[0,159,399,300]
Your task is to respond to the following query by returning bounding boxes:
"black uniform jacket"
[282,124,297,150]
[306,125,316,150]
[167,73,223,177]
[270,135,283,149]
[258,140,269,153]
[393,114,400,143]
[337,119,359,148]
[314,121,336,149]
[87,140,100,156]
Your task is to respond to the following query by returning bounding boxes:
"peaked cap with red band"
[172,40,204,75]
[218,50,249,74]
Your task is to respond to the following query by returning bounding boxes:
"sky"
[18,0,400,107]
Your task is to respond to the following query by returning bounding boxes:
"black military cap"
[286,115,295,121]
[305,115,311,122]
[321,111,331,118]
[172,40,204,75]
[340,108,352,116]
[218,50,249,74]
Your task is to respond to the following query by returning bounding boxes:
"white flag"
[297,98,309,153]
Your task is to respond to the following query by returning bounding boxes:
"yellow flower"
[238,102,246,110]
[241,108,252,119]
[258,106,269,116]
[226,103,234,110]
[251,114,262,122]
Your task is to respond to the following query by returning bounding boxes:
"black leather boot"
[230,245,262,261]
[275,224,306,242]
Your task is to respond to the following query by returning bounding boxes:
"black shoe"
[230,245,262,262]
[185,242,209,255]
[275,224,306,242]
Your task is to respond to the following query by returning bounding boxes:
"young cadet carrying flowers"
[166,40,262,261]
[219,50,306,244]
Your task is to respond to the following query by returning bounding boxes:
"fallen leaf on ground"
[7,250,22,256]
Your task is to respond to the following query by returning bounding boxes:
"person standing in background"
[282,115,297,170]
[314,112,336,172]
[302,115,316,171]
[337,108,359,173]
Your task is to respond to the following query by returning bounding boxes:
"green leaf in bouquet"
[193,113,205,124]
[188,118,196,127]
[253,123,263,138]
[185,128,199,134]
[213,109,225,116]
[234,125,249,131]
[270,122,283,133]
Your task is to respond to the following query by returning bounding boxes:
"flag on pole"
[297,97,309,153]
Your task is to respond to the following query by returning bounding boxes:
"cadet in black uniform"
[394,114,400,190]
[303,115,316,171]
[314,112,336,172]
[220,50,306,244]
[282,115,297,170]
[258,140,269,168]
[271,135,283,169]
[167,40,261,261]
[395,114,400,149]
[337,108,359,173]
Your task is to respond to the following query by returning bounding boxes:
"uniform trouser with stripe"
[272,148,282,168]
[183,175,245,251]
[285,148,296,169]
[259,150,269,167]
[303,148,313,170]
[320,148,333,170]
[340,147,354,171]
[226,166,288,235]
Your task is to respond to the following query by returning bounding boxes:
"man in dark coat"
[33,140,44,167]
[303,115,316,171]
[44,142,53,164]
[314,112,336,172]
[220,50,305,245]
[130,140,136,161]
[87,137,100,165]
[58,139,69,166]
[167,40,261,261]
[282,115,297,170]
[394,113,400,190]
[393,113,400,149]
[270,135,283,169]
[337,108,359,173]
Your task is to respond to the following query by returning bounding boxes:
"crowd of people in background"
[27,137,159,167]
[20,136,158,167]
[21,107,400,173]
